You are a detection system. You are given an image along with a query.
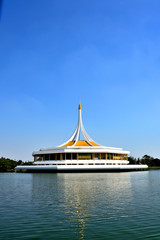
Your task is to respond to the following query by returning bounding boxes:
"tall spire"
[59,101,99,147]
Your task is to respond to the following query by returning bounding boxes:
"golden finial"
[78,99,81,110]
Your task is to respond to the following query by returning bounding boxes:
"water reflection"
[32,173,132,239]
[1,171,160,240]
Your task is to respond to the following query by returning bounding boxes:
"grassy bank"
[148,167,160,170]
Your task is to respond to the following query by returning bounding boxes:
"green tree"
[0,157,18,172]
[141,155,154,166]
[128,156,137,164]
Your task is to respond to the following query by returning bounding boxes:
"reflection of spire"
[77,214,85,240]
[62,174,87,240]
[59,101,97,147]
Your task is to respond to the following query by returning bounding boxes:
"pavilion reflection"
[58,173,133,239]
[32,173,133,240]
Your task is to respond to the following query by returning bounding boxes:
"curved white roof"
[33,101,130,156]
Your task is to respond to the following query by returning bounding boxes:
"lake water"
[0,171,160,240]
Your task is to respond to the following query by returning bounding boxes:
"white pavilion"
[16,101,148,172]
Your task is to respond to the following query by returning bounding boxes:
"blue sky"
[0,0,160,161]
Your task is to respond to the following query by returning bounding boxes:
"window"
[72,153,77,160]
[78,153,92,160]
[61,153,65,160]
[101,153,105,159]
[37,155,42,161]
[57,153,60,160]
[95,154,99,160]
[66,153,71,160]
[50,154,55,160]
[45,154,50,161]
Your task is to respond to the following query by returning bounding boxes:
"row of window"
[34,153,128,161]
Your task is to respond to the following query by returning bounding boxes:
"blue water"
[0,171,160,240]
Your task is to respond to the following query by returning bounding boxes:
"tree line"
[0,157,33,172]
[128,155,160,167]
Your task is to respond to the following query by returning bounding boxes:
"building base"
[15,164,148,173]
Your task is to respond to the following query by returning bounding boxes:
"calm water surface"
[0,171,160,240]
